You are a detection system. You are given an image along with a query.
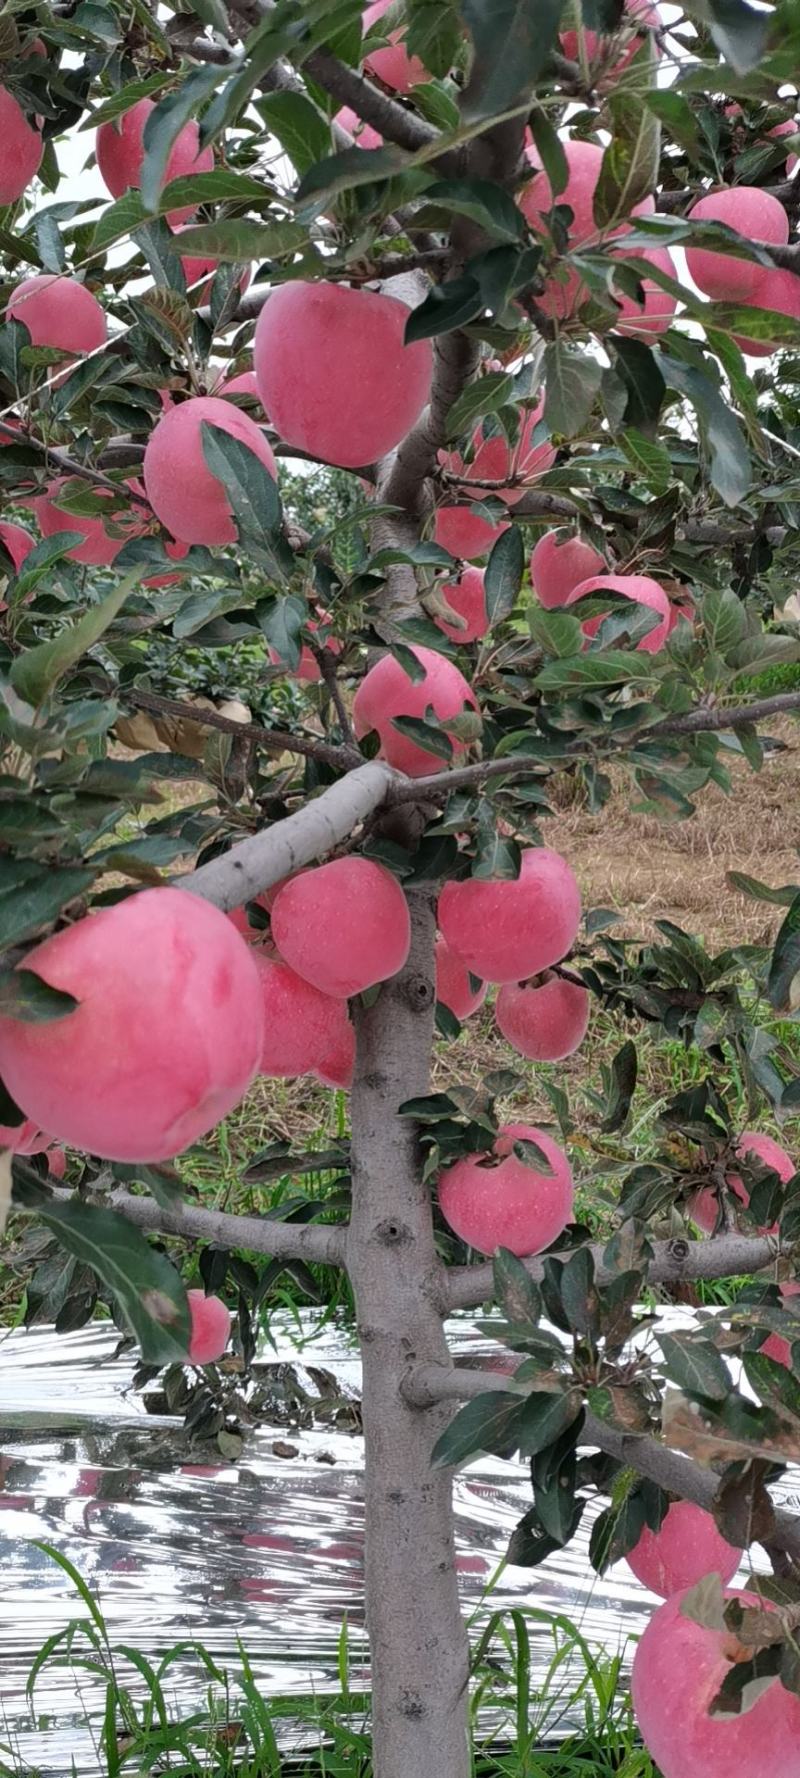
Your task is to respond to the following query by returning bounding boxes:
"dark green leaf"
[526,105,568,197]
[404,276,484,342]
[0,970,77,1024]
[601,1039,638,1133]
[661,353,751,508]
[459,0,567,122]
[657,1331,731,1401]
[140,65,225,213]
[493,1247,543,1326]
[258,90,332,175]
[544,340,602,439]
[485,526,524,622]
[517,1390,582,1457]
[767,893,800,1015]
[10,569,142,707]
[594,86,661,231]
[431,1390,524,1466]
[200,421,281,542]
[424,177,525,242]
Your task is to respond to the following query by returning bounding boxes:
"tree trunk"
[347,888,470,1778]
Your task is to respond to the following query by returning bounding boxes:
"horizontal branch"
[649,691,800,737]
[106,1186,347,1266]
[121,687,359,770]
[446,1231,779,1313]
[404,1362,800,1562]
[181,759,398,909]
[304,45,439,158]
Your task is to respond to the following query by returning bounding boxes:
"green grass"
[0,1547,651,1778]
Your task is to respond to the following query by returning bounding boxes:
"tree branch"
[121,687,360,770]
[180,760,398,910]
[103,1186,347,1266]
[403,1362,800,1562]
[303,46,439,157]
[446,1231,780,1313]
[648,692,800,738]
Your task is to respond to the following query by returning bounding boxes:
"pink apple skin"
[434,570,489,644]
[255,954,355,1077]
[434,505,510,560]
[335,105,383,148]
[438,848,581,985]
[362,0,429,92]
[254,282,433,470]
[566,572,671,653]
[187,1290,231,1364]
[611,245,679,337]
[626,1501,741,1598]
[438,1122,573,1257]
[96,98,214,223]
[761,1280,800,1367]
[36,477,147,567]
[0,88,42,202]
[8,275,106,355]
[143,396,277,547]
[632,1587,800,1778]
[519,140,656,319]
[439,397,556,507]
[0,887,265,1162]
[731,265,800,356]
[271,857,411,998]
[0,1119,50,1154]
[686,187,789,303]
[495,972,590,1062]
[560,0,661,76]
[353,644,478,777]
[435,934,487,1021]
[531,531,607,609]
[691,1131,794,1234]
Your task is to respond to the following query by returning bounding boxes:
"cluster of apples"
[531,528,690,647]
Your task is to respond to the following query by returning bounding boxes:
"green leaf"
[11,1176,190,1365]
[0,863,96,954]
[459,0,567,122]
[258,90,332,175]
[613,335,666,431]
[619,428,672,492]
[518,1391,582,1457]
[172,218,307,265]
[526,105,568,197]
[10,533,88,600]
[424,177,525,242]
[406,0,463,77]
[767,892,800,1015]
[727,872,799,908]
[446,369,515,439]
[601,1039,638,1133]
[493,1247,543,1326]
[544,341,602,439]
[391,713,455,761]
[82,76,169,129]
[10,568,143,707]
[535,650,656,690]
[404,276,484,342]
[594,86,661,232]
[686,0,768,73]
[140,65,225,213]
[259,593,307,673]
[661,352,751,508]
[0,970,77,1024]
[644,89,701,159]
[485,526,524,622]
[657,1331,731,1401]
[296,144,408,206]
[200,421,281,542]
[431,1390,524,1467]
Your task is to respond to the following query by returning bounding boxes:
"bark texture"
[347,890,470,1778]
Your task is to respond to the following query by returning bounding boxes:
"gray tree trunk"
[348,888,471,1778]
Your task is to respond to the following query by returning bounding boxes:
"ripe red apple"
[8,275,107,355]
[0,887,265,1162]
[142,395,277,546]
[362,0,430,92]
[686,187,789,302]
[0,521,34,580]
[96,98,214,224]
[255,954,355,1078]
[531,531,607,609]
[434,505,509,560]
[519,140,655,318]
[760,1279,800,1368]
[438,1122,573,1256]
[268,613,343,681]
[691,1131,794,1234]
[142,536,191,590]
[187,1289,231,1364]
[495,972,589,1062]
[439,397,556,507]
[271,857,411,998]
[254,282,433,469]
[438,848,581,984]
[315,1015,356,1090]
[626,1501,741,1598]
[45,1146,66,1179]
[435,933,487,1021]
[434,569,489,643]
[37,477,146,567]
[353,643,478,777]
[213,368,265,415]
[0,88,43,203]
[560,0,661,76]
[632,1587,800,1778]
[610,245,679,337]
[335,105,383,148]
[567,572,672,653]
[730,265,800,356]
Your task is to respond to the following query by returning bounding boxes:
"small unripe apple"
[495,972,589,1062]
[353,643,478,777]
[187,1289,231,1364]
[626,1501,741,1598]
[271,857,411,997]
[438,848,581,984]
[438,1122,573,1256]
